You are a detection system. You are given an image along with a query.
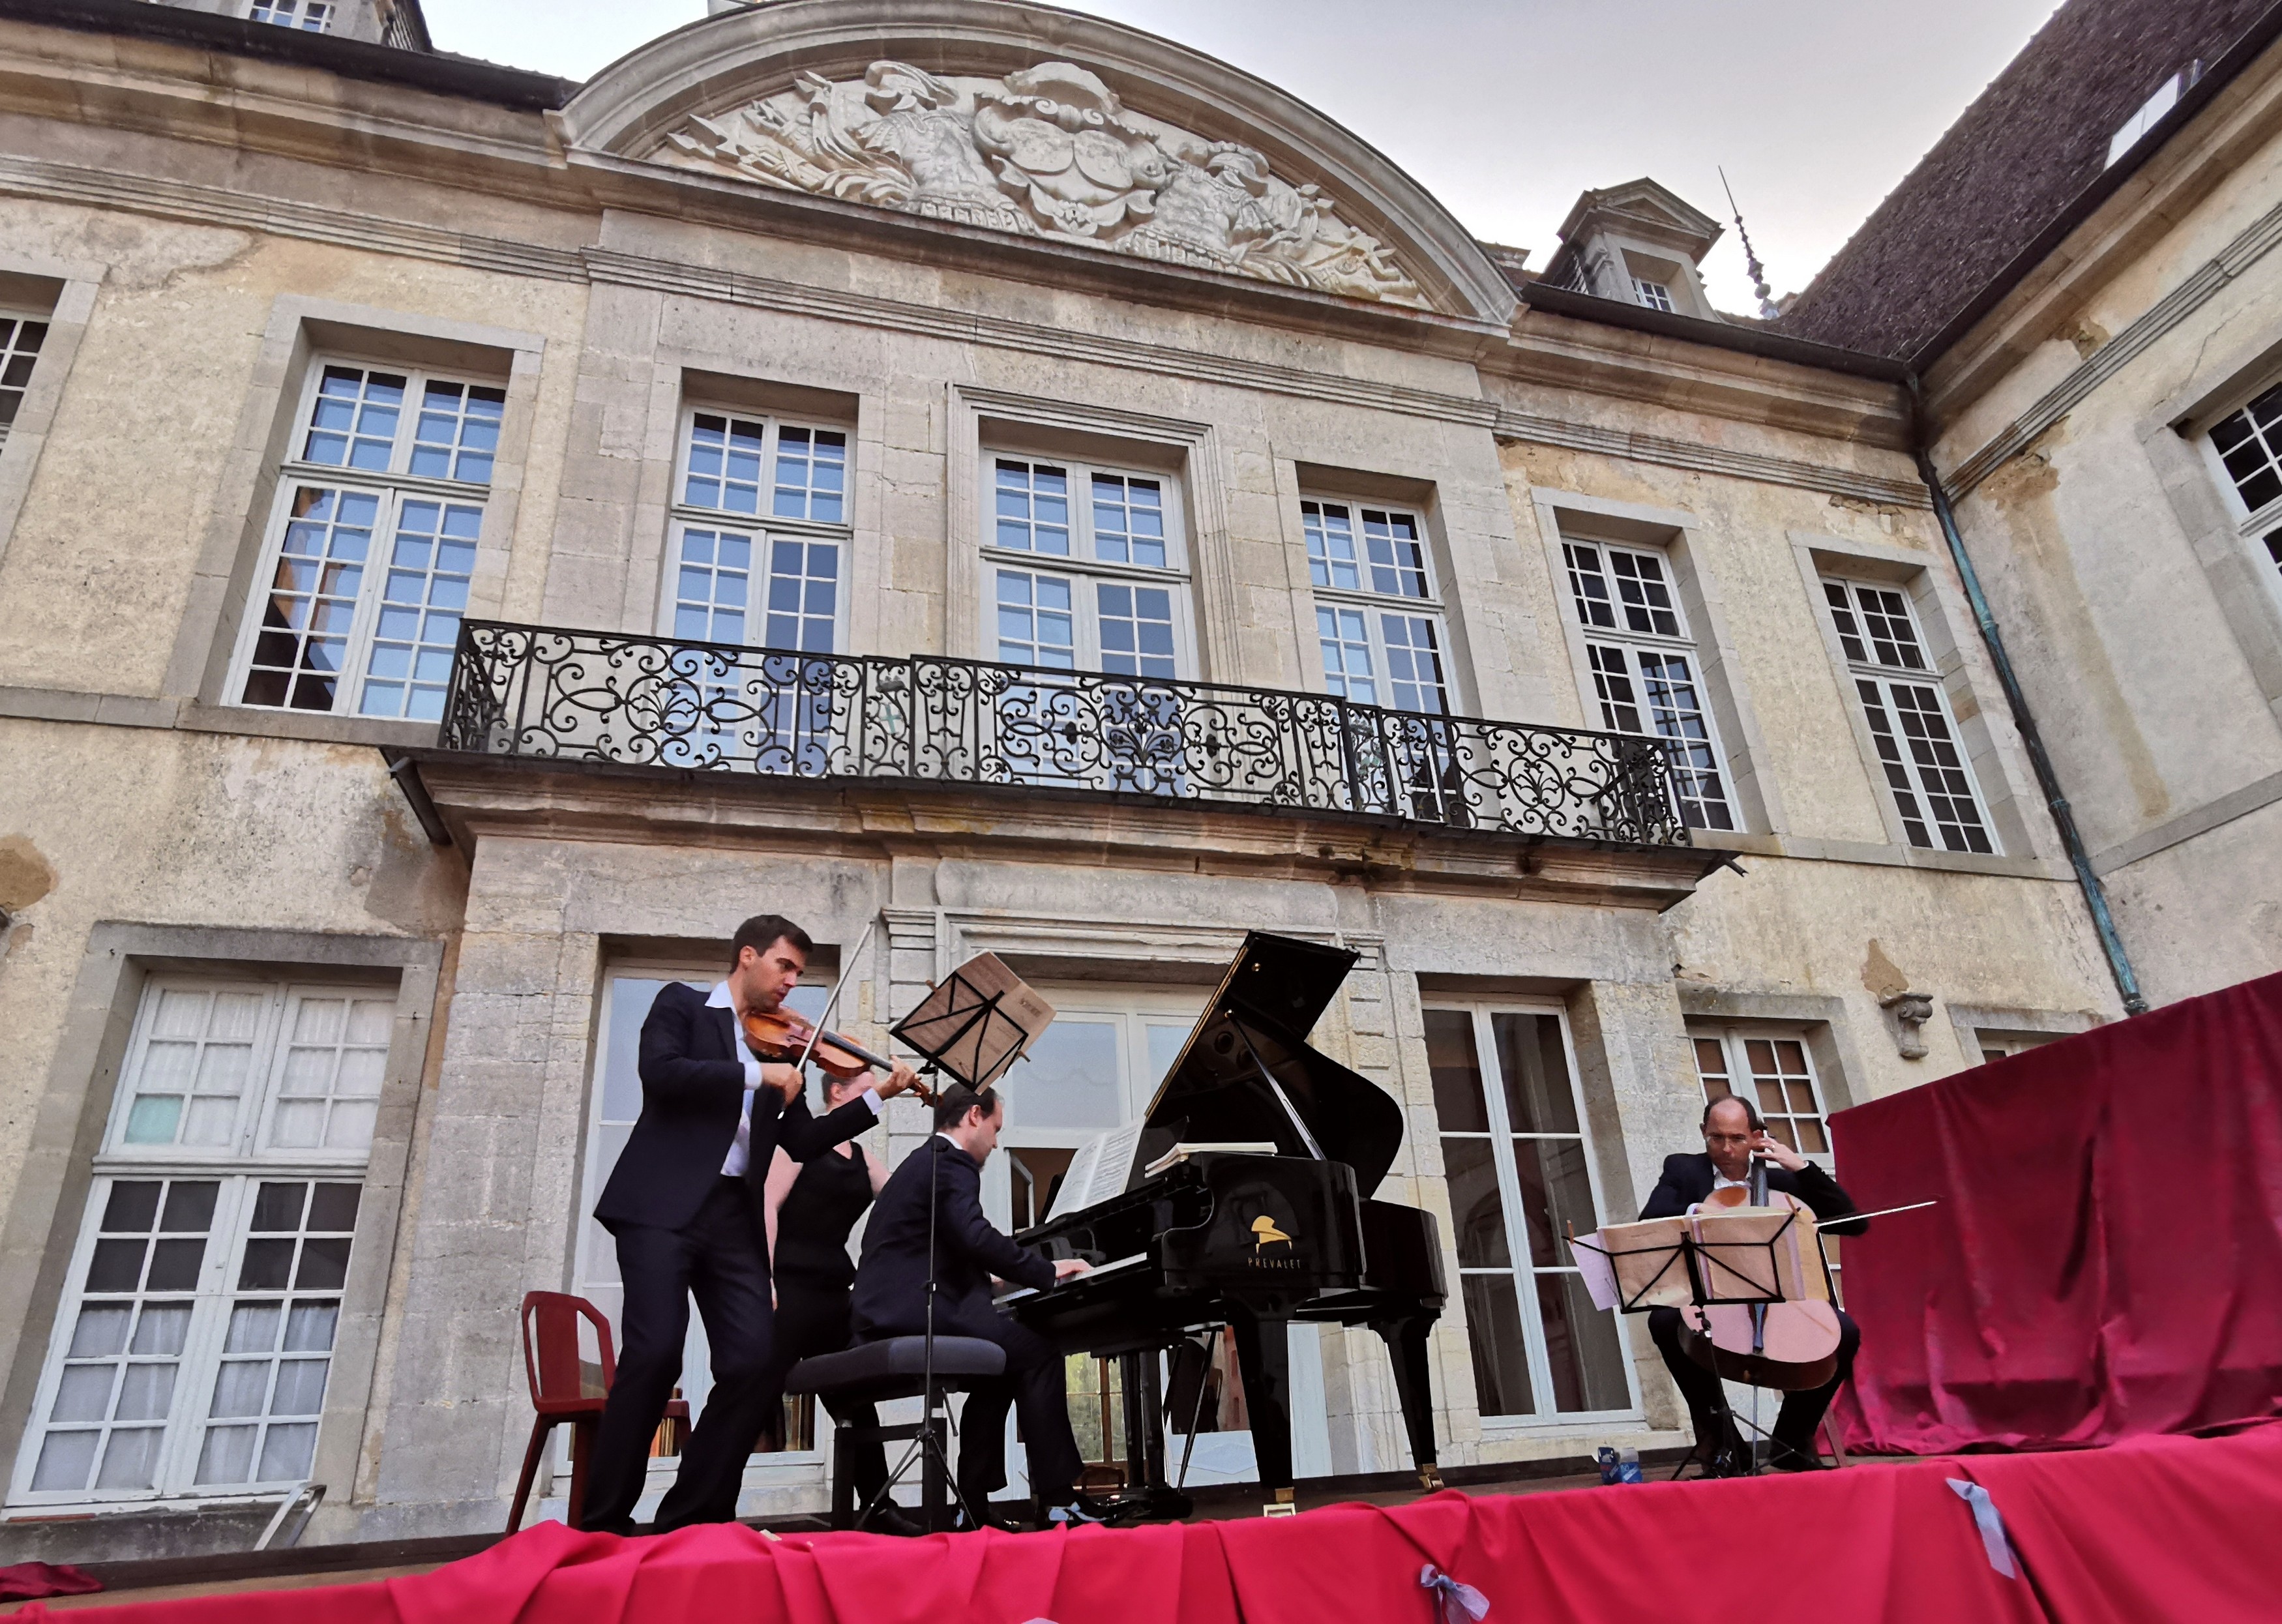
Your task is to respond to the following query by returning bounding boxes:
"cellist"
[1638,1094,1869,1475]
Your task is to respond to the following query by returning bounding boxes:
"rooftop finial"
[1719,167,1781,321]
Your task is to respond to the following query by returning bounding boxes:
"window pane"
[1097,582,1176,678]
[1423,1011,1490,1131]
[239,486,378,712]
[1822,580,1867,664]
[1301,501,1359,591]
[1889,683,1993,853]
[1380,614,1449,715]
[359,499,481,721]
[1586,644,1642,733]
[1562,542,1616,629]
[1607,550,1680,638]
[1852,586,1927,671]
[994,570,1075,668]
[301,366,403,471]
[1316,606,1376,703]
[407,379,504,485]
[1459,1274,1534,1417]
[1857,679,1933,848]
[1634,651,1733,831]
[1490,1013,1580,1135]
[32,1428,98,1492]
[683,413,765,513]
[762,539,838,654]
[1511,1136,1597,1268]
[1090,473,1167,569]
[772,426,847,522]
[0,316,48,429]
[671,527,751,645]
[1537,1272,1630,1412]
[1440,1137,1508,1269]
[1362,509,1429,598]
[994,460,1070,555]
[998,1018,1122,1131]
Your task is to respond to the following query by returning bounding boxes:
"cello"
[1674,1154,1845,1391]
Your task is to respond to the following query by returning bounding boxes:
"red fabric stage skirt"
[20,1425,2281,1624]
[1830,969,2282,1454]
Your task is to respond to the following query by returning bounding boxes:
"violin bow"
[789,916,878,1078]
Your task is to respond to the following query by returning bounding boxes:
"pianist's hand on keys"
[1054,1258,1093,1280]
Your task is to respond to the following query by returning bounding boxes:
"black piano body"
[1009,932,1447,1513]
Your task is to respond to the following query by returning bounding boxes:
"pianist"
[849,1083,1105,1529]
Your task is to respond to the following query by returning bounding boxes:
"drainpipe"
[1906,376,2148,1015]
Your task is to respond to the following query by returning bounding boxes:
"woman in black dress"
[760,1071,913,1533]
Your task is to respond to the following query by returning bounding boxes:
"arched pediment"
[559,0,1516,323]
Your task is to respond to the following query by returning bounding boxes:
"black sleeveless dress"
[774,1142,874,1288]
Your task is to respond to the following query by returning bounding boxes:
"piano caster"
[1417,1466,1445,1492]
[1262,1486,1299,1518]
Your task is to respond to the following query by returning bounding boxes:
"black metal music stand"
[852,968,1043,1530]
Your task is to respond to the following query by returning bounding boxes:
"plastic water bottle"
[1597,1445,1643,1485]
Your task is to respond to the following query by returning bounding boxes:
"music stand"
[857,956,1052,1530]
[1570,1210,1824,1477]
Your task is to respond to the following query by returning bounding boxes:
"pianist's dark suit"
[1640,1153,1867,1468]
[584,980,880,1534]
[851,1134,1084,1510]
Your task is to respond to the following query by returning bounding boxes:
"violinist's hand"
[1749,1129,1807,1173]
[1053,1258,1093,1281]
[759,1063,805,1102]
[874,1060,921,1101]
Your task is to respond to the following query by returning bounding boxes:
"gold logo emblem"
[1251,1215,1293,1249]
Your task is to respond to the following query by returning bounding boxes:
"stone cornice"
[1492,407,1930,509]
[397,750,1719,912]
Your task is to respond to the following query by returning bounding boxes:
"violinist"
[582,914,921,1536]
[1639,1094,1867,1476]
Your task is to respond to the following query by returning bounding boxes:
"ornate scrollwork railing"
[439,621,1689,848]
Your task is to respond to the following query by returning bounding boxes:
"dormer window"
[1633,280,1676,313]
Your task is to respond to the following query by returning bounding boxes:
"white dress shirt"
[707,981,882,1177]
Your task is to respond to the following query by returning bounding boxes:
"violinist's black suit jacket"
[582,979,878,1534]
[593,979,877,1231]
[1638,1153,1868,1235]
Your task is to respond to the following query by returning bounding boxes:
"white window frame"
[2197,379,2282,615]
[980,453,1195,679]
[226,358,504,720]
[247,0,333,30]
[1819,574,1999,855]
[662,405,854,655]
[1556,533,1738,831]
[10,977,391,1511]
[1633,279,1676,312]
[1302,496,1453,716]
[1425,1001,1637,1426]
[0,306,50,454]
[1687,1024,1833,1168]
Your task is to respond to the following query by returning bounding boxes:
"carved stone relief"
[657,59,1430,307]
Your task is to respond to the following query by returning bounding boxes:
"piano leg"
[1119,1352,1150,1493]
[1230,1312,1298,1516]
[1376,1314,1445,1492]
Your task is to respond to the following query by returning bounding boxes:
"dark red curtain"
[1831,970,2282,1453]
[21,1426,2282,1624]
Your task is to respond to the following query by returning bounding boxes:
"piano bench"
[786,1336,1009,1532]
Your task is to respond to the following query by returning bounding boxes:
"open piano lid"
[1129,931,1405,1198]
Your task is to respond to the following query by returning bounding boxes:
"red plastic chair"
[506,1291,689,1533]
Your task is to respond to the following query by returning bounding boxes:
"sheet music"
[1569,1230,1622,1312]
[1045,1119,1144,1220]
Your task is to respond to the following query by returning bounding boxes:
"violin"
[1677,1157,1844,1391]
[738,1008,940,1107]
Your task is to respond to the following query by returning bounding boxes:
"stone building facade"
[0,0,2269,1559]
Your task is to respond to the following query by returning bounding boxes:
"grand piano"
[1007,932,1447,1516]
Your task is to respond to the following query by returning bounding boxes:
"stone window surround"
[1789,529,2045,862]
[165,297,548,752]
[0,924,441,1531]
[1530,488,1785,838]
[0,250,107,577]
[1291,462,1477,716]
[1942,1001,2101,1069]
[947,385,1236,676]
[1672,988,1868,1123]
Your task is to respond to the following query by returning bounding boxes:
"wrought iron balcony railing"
[437,621,1690,848]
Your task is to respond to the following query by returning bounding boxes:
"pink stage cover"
[1830,970,2282,1454]
[16,1425,2282,1624]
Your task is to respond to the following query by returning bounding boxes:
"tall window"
[0,311,46,450]
[1305,499,1449,715]
[669,409,849,653]
[1690,1026,1831,1162]
[247,0,332,29]
[986,456,1189,677]
[12,978,393,1507]
[2203,381,2282,597]
[1425,1005,1629,1420]
[1559,536,1735,829]
[231,361,504,720]
[1821,577,1994,853]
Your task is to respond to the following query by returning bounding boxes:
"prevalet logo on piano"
[1248,1213,1304,1268]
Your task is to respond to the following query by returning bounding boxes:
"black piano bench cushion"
[785,1336,1007,1402]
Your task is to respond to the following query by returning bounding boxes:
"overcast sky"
[426,0,2064,310]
